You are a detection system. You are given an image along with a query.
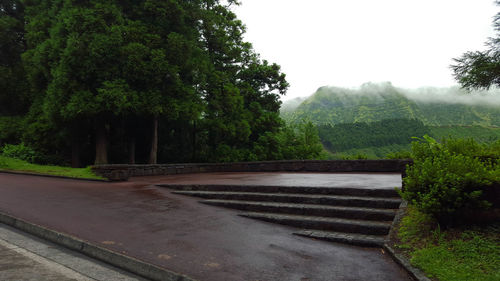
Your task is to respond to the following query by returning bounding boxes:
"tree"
[193,1,289,162]
[0,0,29,115]
[23,1,142,165]
[452,1,500,90]
[8,0,296,166]
[22,0,203,165]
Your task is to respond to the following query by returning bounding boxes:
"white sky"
[233,0,498,101]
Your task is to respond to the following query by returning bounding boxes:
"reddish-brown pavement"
[0,172,410,281]
[153,172,403,189]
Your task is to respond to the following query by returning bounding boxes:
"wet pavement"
[0,172,410,281]
[151,172,403,189]
[0,224,146,281]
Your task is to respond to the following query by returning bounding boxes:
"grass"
[0,155,105,180]
[395,206,500,281]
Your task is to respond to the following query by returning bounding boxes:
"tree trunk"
[95,121,108,165]
[128,137,136,164]
[148,116,158,164]
[71,139,81,168]
[192,120,197,161]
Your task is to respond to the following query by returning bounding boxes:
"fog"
[328,82,500,107]
[401,85,500,107]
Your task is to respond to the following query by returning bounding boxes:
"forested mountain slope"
[282,83,500,127]
[317,119,500,159]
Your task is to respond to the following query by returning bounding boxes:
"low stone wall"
[92,159,412,181]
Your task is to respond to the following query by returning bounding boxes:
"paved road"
[0,223,147,281]
[0,172,410,281]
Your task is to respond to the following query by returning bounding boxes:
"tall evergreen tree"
[0,0,29,115]
[195,1,288,161]
[11,0,302,165]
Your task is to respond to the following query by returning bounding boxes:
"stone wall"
[92,159,412,181]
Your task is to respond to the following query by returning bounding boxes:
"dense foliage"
[0,0,323,166]
[0,0,30,116]
[315,118,499,159]
[318,119,428,152]
[401,136,499,226]
[430,126,500,143]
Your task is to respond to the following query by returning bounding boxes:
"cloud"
[325,82,500,107]
[399,86,500,107]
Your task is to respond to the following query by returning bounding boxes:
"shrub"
[0,157,7,168]
[0,143,65,165]
[0,116,24,145]
[342,153,369,160]
[386,150,412,159]
[1,143,37,163]
[397,206,438,248]
[401,136,499,226]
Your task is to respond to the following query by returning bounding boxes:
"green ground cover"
[395,207,500,281]
[0,155,105,180]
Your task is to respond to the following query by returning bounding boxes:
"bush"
[0,116,24,145]
[401,136,499,226]
[342,153,369,160]
[1,143,37,163]
[1,143,65,165]
[386,150,412,159]
[397,206,438,248]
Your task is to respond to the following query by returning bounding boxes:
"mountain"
[282,83,500,127]
[280,97,306,113]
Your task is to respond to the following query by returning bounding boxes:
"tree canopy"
[0,0,323,166]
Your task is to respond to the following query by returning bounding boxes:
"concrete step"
[202,200,396,221]
[239,212,391,235]
[173,191,401,209]
[293,230,386,247]
[161,184,399,198]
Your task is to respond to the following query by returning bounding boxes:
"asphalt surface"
[0,172,410,281]
[0,223,147,281]
[151,172,403,188]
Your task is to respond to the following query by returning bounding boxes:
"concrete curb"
[384,200,431,281]
[383,244,431,281]
[0,211,195,281]
[0,169,109,182]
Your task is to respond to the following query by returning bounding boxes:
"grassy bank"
[0,155,105,180]
[394,207,500,281]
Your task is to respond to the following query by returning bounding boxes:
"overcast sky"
[233,0,498,101]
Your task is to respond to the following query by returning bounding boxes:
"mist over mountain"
[280,97,306,113]
[282,82,500,126]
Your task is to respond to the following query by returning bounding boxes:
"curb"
[384,200,431,281]
[0,211,195,281]
[383,244,431,281]
[0,169,109,182]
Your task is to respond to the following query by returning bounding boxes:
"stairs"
[160,184,401,247]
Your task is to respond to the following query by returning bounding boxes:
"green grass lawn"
[395,207,500,281]
[0,155,105,180]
